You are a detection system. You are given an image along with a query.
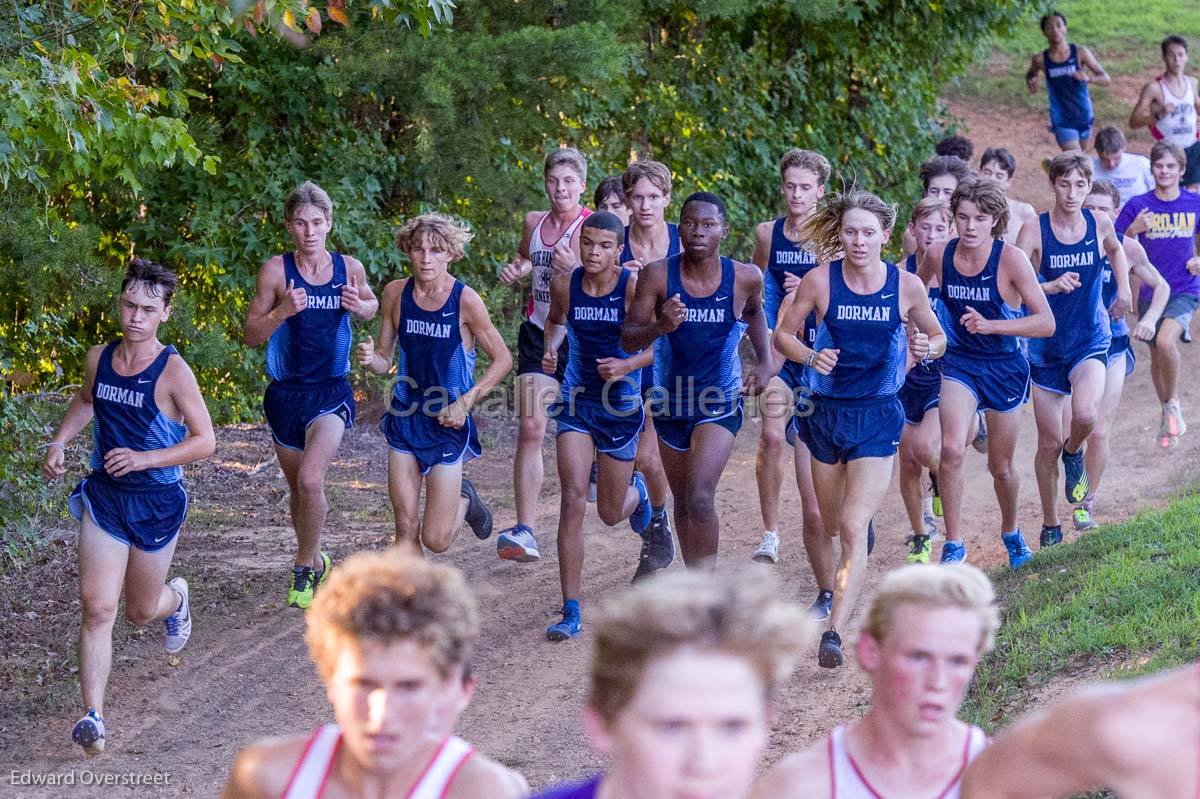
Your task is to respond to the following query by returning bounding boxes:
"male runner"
[751,564,998,799]
[1115,140,1200,447]
[1092,126,1154,206]
[530,569,810,799]
[961,662,1200,798]
[541,212,654,640]
[356,213,511,553]
[775,190,946,667]
[978,147,1038,243]
[749,148,828,580]
[42,258,215,755]
[1018,153,1130,550]
[1130,35,1200,191]
[919,178,1054,567]
[496,148,591,561]
[593,176,630,226]
[622,192,772,568]
[244,181,378,608]
[222,550,526,798]
[935,134,974,163]
[1025,10,1110,152]
[900,156,971,258]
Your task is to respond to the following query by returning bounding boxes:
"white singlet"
[1152,76,1199,149]
[282,724,475,799]
[827,724,988,799]
[527,208,588,329]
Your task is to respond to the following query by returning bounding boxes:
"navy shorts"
[70,476,188,552]
[516,319,567,380]
[795,395,903,465]
[1107,334,1136,377]
[941,350,1030,414]
[1030,346,1109,395]
[1140,293,1198,345]
[779,359,808,393]
[264,378,354,451]
[552,399,643,461]
[381,408,481,475]
[653,397,744,452]
[899,363,942,425]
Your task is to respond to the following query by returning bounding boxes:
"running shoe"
[497,524,540,562]
[929,473,943,517]
[808,590,833,621]
[1061,446,1089,504]
[1159,404,1182,449]
[632,511,674,582]
[628,472,652,535]
[1002,530,1034,570]
[866,517,876,555]
[1039,524,1063,548]
[163,577,192,654]
[1073,506,1098,531]
[923,511,939,538]
[971,410,989,454]
[461,478,493,540]
[313,550,331,590]
[286,565,316,609]
[546,602,582,642]
[907,534,932,564]
[940,540,966,563]
[752,530,780,564]
[72,709,105,756]
[587,461,598,503]
[818,629,844,669]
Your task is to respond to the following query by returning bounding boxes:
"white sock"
[922,496,934,516]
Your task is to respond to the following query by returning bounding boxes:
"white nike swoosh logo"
[443,310,455,316]
[613,435,625,442]
[881,293,895,299]
[1006,396,1018,402]
[609,295,621,302]
[981,274,994,281]
[153,535,168,543]
[891,440,901,446]
[715,295,728,301]
[1084,240,1095,246]
[331,283,344,289]
[138,378,151,384]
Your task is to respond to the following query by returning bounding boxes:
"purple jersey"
[530,775,601,799]
[1115,189,1200,301]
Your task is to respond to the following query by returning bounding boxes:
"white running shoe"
[163,577,192,654]
[72,709,105,756]
[922,511,940,539]
[752,530,780,564]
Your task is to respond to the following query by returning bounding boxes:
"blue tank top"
[621,223,680,267]
[1028,210,1111,364]
[939,238,1022,358]
[390,280,476,414]
[563,268,639,411]
[809,260,906,399]
[1044,44,1093,128]
[265,252,352,387]
[904,253,941,380]
[89,343,187,488]
[764,218,820,329]
[653,255,747,408]
[1101,235,1129,338]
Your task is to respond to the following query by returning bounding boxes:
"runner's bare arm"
[244,256,298,346]
[41,344,102,480]
[772,265,825,366]
[613,272,654,374]
[340,256,379,322]
[499,212,539,285]
[358,279,404,374]
[446,755,529,799]
[1128,239,1169,338]
[1024,52,1043,94]
[1078,45,1111,86]
[542,273,571,374]
[751,220,772,270]
[916,240,947,291]
[220,739,297,799]
[991,245,1055,339]
[459,286,513,409]
[1129,80,1164,129]
[620,258,669,353]
[901,270,946,360]
[749,744,830,799]
[1098,213,1132,316]
[737,261,773,393]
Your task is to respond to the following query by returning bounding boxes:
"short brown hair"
[780,148,831,185]
[863,564,999,654]
[121,257,178,306]
[1150,141,1187,170]
[306,550,479,681]
[1093,126,1126,156]
[545,147,587,182]
[950,177,1010,239]
[285,180,334,221]
[1047,152,1094,184]
[1088,178,1122,210]
[910,196,952,225]
[801,190,898,262]
[588,570,810,724]
[622,159,672,198]
[920,155,971,194]
[394,213,474,262]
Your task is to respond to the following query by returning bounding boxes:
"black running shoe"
[818,629,844,668]
[1039,524,1063,548]
[461,478,493,540]
[632,511,675,582]
[808,590,833,621]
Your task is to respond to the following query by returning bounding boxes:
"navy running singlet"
[89,342,187,488]
[653,255,746,413]
[764,217,820,329]
[939,239,1022,357]
[562,268,639,412]
[621,223,680,268]
[1044,44,1093,129]
[1101,235,1129,338]
[390,280,476,415]
[1028,210,1110,365]
[265,252,352,386]
[905,252,942,304]
[809,260,906,399]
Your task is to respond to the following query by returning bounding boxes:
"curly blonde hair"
[394,213,474,262]
[800,189,898,262]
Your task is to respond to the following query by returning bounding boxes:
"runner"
[496,147,591,561]
[901,156,971,258]
[1091,127,1154,206]
[978,147,1038,243]
[1130,35,1200,191]
[935,134,975,163]
[774,189,947,667]
[751,564,997,798]
[960,662,1200,798]
[42,258,215,755]
[1114,140,1200,448]
[1017,153,1130,550]
[748,149,829,598]
[221,550,527,798]
[1074,179,1169,530]
[593,175,631,226]
[529,569,810,799]
[918,178,1055,567]
[244,181,378,609]
[356,213,511,553]
[621,192,772,568]
[541,211,654,640]
[1025,10,1110,152]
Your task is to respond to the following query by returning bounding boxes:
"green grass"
[963,489,1200,730]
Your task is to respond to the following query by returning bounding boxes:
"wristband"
[41,442,65,451]
[808,351,818,368]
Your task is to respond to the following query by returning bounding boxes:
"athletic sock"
[922,496,934,516]
[1001,529,1019,538]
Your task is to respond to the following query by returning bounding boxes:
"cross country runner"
[43,258,215,755]
[1017,152,1130,550]
[221,550,527,798]
[978,148,1038,244]
[961,662,1200,798]
[541,212,654,640]
[751,564,998,799]
[775,189,947,668]
[496,147,591,562]
[918,178,1055,567]
[530,569,811,799]
[1130,35,1200,192]
[244,181,378,609]
[1092,126,1154,206]
[356,213,511,553]
[900,155,971,280]
[622,192,773,568]
[593,175,631,225]
[1025,10,1110,152]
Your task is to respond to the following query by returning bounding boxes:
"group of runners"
[35,14,1200,797]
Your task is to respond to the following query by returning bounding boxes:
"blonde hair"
[622,159,672,198]
[1047,152,1094,184]
[910,196,952,226]
[394,213,474,262]
[800,190,898,262]
[863,564,999,653]
[950,177,1011,239]
[306,550,479,680]
[545,147,588,182]
[588,570,811,724]
[285,180,334,221]
[780,148,831,185]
